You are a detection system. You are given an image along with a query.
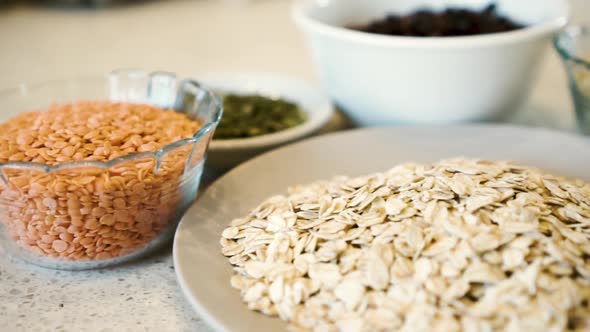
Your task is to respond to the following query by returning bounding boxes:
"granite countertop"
[0,248,212,331]
[0,0,589,331]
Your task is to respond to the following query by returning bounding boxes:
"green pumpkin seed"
[214,94,306,140]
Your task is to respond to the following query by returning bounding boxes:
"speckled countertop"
[0,0,589,331]
[0,247,212,332]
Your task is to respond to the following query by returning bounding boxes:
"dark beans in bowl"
[349,4,525,37]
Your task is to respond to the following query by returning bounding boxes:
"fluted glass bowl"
[0,69,222,270]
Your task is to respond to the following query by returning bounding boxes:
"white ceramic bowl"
[293,0,569,125]
[201,73,334,170]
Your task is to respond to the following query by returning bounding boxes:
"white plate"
[173,125,590,332]
[199,72,334,170]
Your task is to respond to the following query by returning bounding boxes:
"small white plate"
[199,72,334,170]
[174,125,590,332]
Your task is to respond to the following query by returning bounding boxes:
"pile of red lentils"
[0,101,203,261]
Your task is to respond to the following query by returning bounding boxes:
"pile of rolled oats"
[221,159,590,332]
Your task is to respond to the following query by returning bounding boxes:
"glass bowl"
[0,69,222,270]
[555,26,590,135]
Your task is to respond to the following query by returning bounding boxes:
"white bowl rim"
[203,72,335,151]
[292,0,570,49]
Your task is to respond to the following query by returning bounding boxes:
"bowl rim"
[204,72,335,151]
[0,70,223,174]
[292,0,570,49]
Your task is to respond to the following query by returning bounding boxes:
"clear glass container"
[555,26,590,135]
[0,69,222,270]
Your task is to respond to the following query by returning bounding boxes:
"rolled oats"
[221,159,590,331]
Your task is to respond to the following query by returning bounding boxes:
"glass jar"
[555,26,590,135]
